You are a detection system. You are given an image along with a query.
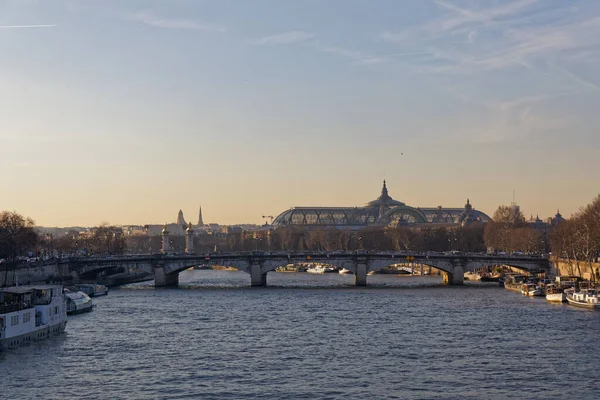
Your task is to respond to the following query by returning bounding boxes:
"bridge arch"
[380,206,428,226]
[67,253,551,288]
[463,260,548,275]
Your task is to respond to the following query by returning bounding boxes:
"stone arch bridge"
[68,252,551,287]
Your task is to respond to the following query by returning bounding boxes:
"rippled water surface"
[1,270,599,399]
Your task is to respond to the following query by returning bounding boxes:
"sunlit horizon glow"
[1,0,599,227]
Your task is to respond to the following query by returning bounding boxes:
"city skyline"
[29,181,562,228]
[2,0,600,226]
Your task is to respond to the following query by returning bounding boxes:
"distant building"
[527,214,549,234]
[272,181,491,230]
[550,210,566,226]
[145,223,186,237]
[122,225,146,236]
[197,206,204,227]
[176,210,187,226]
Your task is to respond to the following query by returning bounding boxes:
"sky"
[1,0,600,227]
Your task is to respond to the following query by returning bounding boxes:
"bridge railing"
[38,250,548,267]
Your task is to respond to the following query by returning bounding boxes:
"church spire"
[197,205,204,227]
[176,209,186,226]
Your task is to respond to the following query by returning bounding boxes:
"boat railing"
[0,301,32,314]
[32,296,52,306]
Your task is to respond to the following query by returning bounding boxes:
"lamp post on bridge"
[161,224,170,254]
[185,222,195,254]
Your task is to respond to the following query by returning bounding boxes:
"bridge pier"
[355,263,367,286]
[154,265,178,287]
[250,263,267,287]
[443,261,465,285]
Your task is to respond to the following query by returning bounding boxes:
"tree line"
[0,213,127,263]
[549,195,600,276]
[0,211,38,263]
[3,194,599,264]
[483,205,545,254]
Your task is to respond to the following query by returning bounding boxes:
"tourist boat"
[545,285,566,303]
[504,275,528,292]
[480,273,502,282]
[72,283,108,297]
[306,265,338,274]
[464,272,481,281]
[0,285,67,350]
[275,264,301,272]
[378,266,410,275]
[566,289,600,309]
[521,283,543,296]
[65,291,94,315]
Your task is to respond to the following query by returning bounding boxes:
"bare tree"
[0,211,39,286]
[0,211,38,261]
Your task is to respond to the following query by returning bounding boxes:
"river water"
[1,270,599,399]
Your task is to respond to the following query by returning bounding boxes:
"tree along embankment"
[551,257,600,281]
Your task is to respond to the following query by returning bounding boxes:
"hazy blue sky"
[1,0,600,226]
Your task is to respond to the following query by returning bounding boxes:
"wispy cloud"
[0,24,56,29]
[131,11,226,32]
[550,63,600,93]
[356,57,387,65]
[377,0,600,74]
[256,31,392,66]
[313,42,394,65]
[443,84,574,143]
[255,31,315,45]
[452,30,477,44]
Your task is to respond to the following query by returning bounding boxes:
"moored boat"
[521,283,543,296]
[72,283,108,297]
[0,285,67,350]
[503,274,528,292]
[545,285,566,303]
[566,289,600,309]
[480,273,502,282]
[65,291,94,315]
[275,264,303,272]
[306,265,338,274]
[378,266,410,275]
[464,272,481,281]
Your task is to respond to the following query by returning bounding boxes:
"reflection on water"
[1,270,598,400]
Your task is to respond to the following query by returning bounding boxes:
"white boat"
[521,283,543,296]
[0,285,67,350]
[306,266,324,274]
[339,268,352,274]
[65,291,94,315]
[566,289,600,309]
[464,272,481,281]
[72,283,108,297]
[306,265,337,274]
[545,285,566,303]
